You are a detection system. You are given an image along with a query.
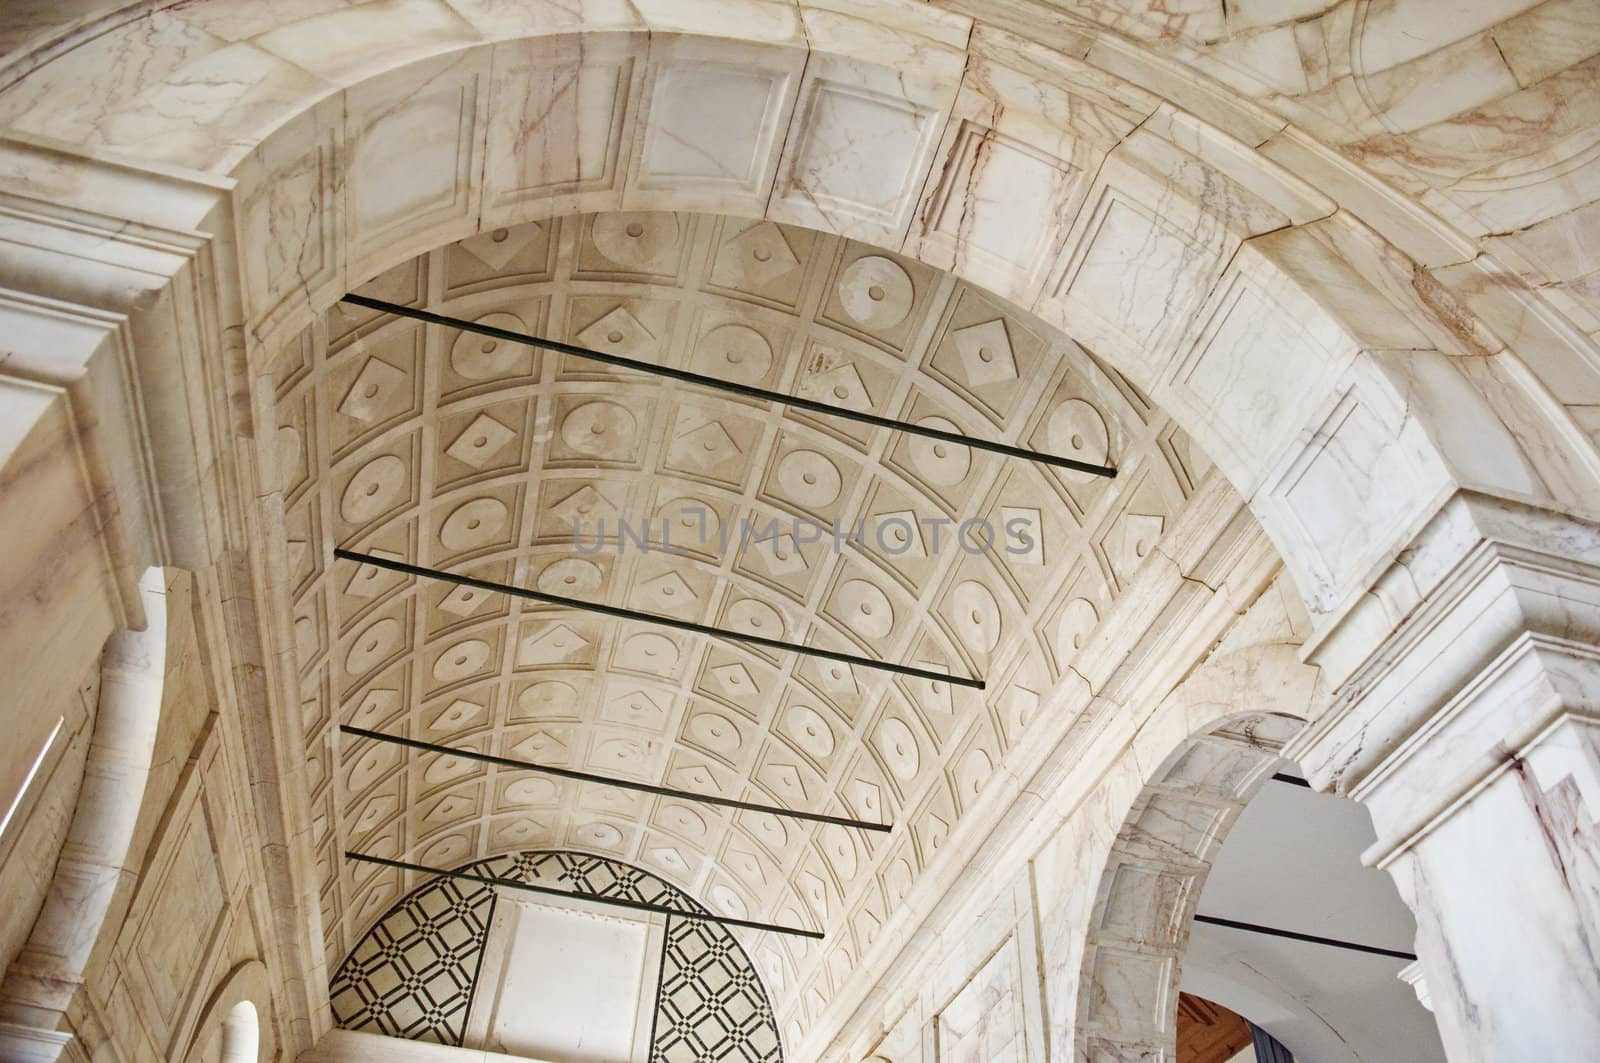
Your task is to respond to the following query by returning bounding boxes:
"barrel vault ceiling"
[272,209,1213,1037]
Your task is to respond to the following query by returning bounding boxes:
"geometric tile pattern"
[654,916,782,1062]
[329,873,496,1045]
[329,850,782,1059]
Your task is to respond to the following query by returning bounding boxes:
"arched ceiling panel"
[276,209,1212,1034]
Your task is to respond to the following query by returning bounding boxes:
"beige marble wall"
[0,393,125,985]
[0,570,288,1063]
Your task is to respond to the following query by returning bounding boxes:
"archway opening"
[1076,700,1442,1063]
[220,1001,260,1063]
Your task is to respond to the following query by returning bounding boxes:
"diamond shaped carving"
[458,222,543,270]
[761,762,806,800]
[649,846,688,873]
[349,688,400,728]
[550,483,622,531]
[809,360,872,409]
[425,794,473,823]
[752,533,806,576]
[670,418,742,472]
[510,729,569,759]
[815,660,857,695]
[871,509,926,559]
[339,357,410,424]
[711,662,757,697]
[438,583,492,617]
[951,318,1018,387]
[517,623,590,666]
[717,220,800,287]
[637,571,697,612]
[910,672,953,715]
[424,751,474,784]
[1111,512,1165,582]
[604,687,668,729]
[846,778,882,820]
[1001,505,1044,566]
[351,793,397,834]
[344,548,405,599]
[445,413,516,469]
[669,762,720,793]
[576,305,658,360]
[430,698,484,730]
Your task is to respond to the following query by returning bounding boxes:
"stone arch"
[1072,641,1320,1060]
[0,0,1591,624]
[182,961,275,1063]
[0,566,168,1042]
[221,1002,261,1063]
[2,2,1598,1056]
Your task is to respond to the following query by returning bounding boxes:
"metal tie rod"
[335,547,985,689]
[342,724,892,833]
[340,293,1117,478]
[346,851,823,939]
[1193,914,1417,961]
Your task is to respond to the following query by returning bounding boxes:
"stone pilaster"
[1288,490,1600,1061]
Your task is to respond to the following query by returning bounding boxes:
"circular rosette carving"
[591,212,681,269]
[838,255,914,328]
[560,400,638,458]
[777,449,843,507]
[346,616,402,676]
[450,312,530,381]
[694,323,772,383]
[1047,398,1111,481]
[874,717,921,781]
[951,580,1002,654]
[537,558,603,596]
[907,417,972,486]
[837,579,894,639]
[340,455,407,523]
[433,638,490,683]
[439,497,507,551]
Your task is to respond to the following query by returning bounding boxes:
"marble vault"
[0,2,1596,1063]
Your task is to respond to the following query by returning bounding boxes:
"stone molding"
[1287,490,1600,860]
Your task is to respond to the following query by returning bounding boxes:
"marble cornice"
[0,137,252,577]
[1287,488,1600,855]
[1362,636,1600,869]
[0,193,204,316]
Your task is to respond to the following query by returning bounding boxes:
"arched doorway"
[220,1001,260,1063]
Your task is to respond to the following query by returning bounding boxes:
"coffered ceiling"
[273,209,1213,1037]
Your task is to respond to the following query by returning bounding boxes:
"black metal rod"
[335,547,984,689]
[1193,913,1417,961]
[346,851,824,939]
[341,724,892,833]
[1271,772,1311,788]
[340,293,1116,478]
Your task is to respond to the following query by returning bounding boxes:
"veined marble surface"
[1,2,1599,1061]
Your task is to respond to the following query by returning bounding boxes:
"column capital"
[1286,488,1600,861]
[0,133,246,578]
